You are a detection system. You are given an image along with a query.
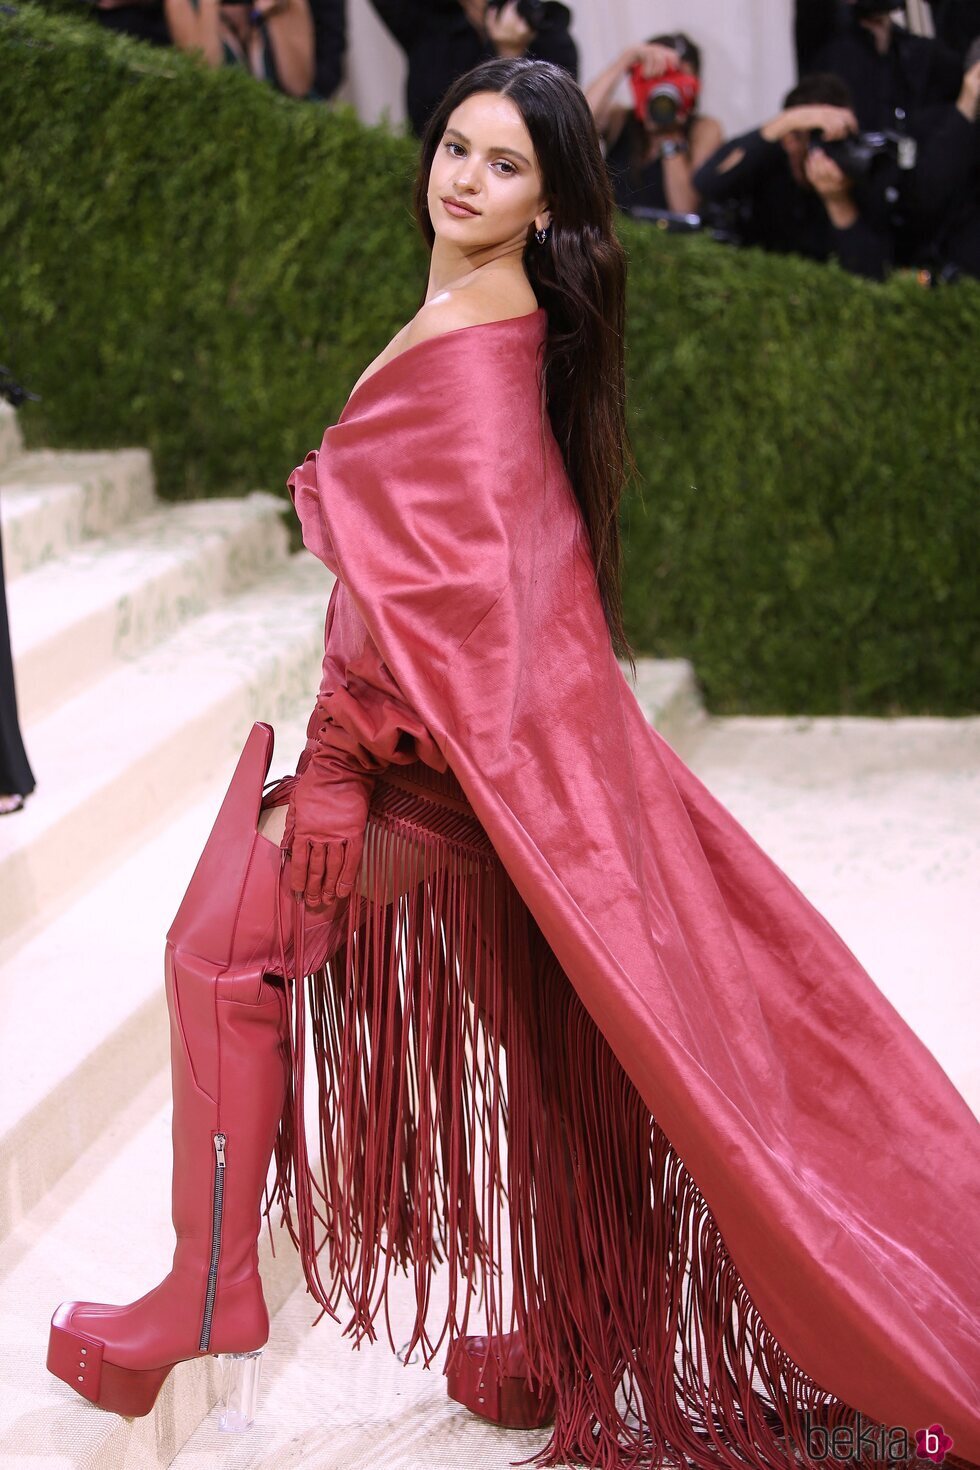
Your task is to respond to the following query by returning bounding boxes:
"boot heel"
[216,1347,264,1431]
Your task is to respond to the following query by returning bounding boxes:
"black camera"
[808,127,916,179]
[486,0,547,31]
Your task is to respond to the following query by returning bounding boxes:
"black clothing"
[692,126,892,279]
[0,519,35,800]
[604,116,684,213]
[310,0,346,100]
[907,102,980,276]
[94,3,171,47]
[795,1,962,133]
[932,0,980,60]
[367,0,578,138]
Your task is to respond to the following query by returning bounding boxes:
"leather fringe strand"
[264,762,932,1470]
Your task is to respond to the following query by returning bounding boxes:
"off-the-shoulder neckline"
[337,306,547,424]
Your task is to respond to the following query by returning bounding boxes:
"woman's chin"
[432,220,491,246]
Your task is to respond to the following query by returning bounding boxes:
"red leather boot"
[46,724,342,1421]
[47,949,288,1417]
[445,1331,556,1428]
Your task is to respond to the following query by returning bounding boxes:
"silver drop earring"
[535,225,550,245]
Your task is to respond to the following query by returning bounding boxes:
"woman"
[47,58,980,1470]
[585,34,723,217]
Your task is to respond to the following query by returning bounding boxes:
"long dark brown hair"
[412,57,637,675]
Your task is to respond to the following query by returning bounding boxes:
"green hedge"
[1,3,977,713]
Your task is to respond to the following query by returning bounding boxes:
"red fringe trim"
[263,762,932,1470]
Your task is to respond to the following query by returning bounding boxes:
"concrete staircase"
[0,404,334,1466]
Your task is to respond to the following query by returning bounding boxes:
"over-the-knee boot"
[47,949,289,1416]
[46,723,343,1419]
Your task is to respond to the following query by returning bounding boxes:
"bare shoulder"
[401,287,539,352]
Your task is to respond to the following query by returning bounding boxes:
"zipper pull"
[214,1133,227,1167]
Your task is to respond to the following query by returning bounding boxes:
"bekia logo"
[915,1423,954,1464]
[801,1410,954,1463]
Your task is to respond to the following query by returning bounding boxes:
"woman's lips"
[442,197,480,218]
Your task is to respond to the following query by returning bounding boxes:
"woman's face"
[427,91,551,251]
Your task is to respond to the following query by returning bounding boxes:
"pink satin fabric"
[288,308,980,1461]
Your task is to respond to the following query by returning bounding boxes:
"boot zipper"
[199,1132,226,1351]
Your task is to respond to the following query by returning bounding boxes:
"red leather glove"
[283,696,387,913]
[282,585,448,914]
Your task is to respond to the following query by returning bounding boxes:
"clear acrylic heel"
[216,1347,264,1431]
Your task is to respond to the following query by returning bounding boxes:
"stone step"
[0,1067,302,1470]
[0,713,311,1241]
[0,401,24,473]
[0,448,156,581]
[0,551,332,946]
[8,492,290,725]
[171,1242,539,1470]
[625,656,706,751]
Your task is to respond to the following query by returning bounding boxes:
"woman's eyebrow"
[443,127,530,166]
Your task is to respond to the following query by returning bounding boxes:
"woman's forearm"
[165,0,222,65]
[661,152,699,215]
[584,50,632,136]
[262,0,316,97]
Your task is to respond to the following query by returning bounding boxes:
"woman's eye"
[446,141,465,156]
[495,160,516,174]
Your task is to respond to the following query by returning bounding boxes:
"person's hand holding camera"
[621,41,682,82]
[805,147,853,201]
[762,104,859,144]
[805,145,861,232]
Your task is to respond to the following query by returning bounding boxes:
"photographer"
[795,0,963,133]
[585,35,723,217]
[368,0,578,138]
[693,74,895,279]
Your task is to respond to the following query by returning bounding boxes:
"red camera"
[629,64,700,128]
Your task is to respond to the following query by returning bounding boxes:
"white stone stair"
[0,556,331,944]
[1,448,156,581]
[0,410,330,1466]
[0,399,25,474]
[626,656,706,750]
[0,713,312,1241]
[7,492,291,724]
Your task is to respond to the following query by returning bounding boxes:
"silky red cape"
[288,308,980,1460]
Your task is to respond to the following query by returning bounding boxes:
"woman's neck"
[424,240,530,303]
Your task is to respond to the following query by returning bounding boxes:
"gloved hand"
[283,697,385,913]
[282,595,448,914]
